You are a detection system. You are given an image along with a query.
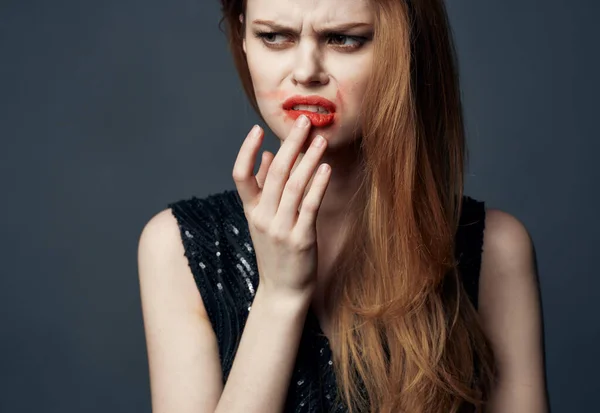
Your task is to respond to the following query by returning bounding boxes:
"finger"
[261,115,312,217]
[295,163,331,235]
[232,125,264,207]
[277,135,327,229]
[255,151,274,189]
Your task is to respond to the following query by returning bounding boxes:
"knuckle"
[269,163,288,179]
[232,169,246,182]
[254,222,268,233]
[285,178,304,195]
[289,232,312,251]
[300,199,319,214]
[267,227,288,244]
[248,211,267,232]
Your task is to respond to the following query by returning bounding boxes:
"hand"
[232,115,331,298]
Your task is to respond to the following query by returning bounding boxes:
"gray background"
[1,0,597,412]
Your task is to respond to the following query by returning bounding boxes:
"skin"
[137,0,549,411]
[241,0,375,323]
[242,0,373,224]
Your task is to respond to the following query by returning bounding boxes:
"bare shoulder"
[137,208,223,411]
[478,207,537,319]
[137,208,208,318]
[485,207,533,252]
[478,208,548,412]
[480,208,535,280]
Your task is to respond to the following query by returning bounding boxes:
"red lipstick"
[282,95,337,127]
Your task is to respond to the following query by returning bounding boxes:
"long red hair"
[219,0,496,411]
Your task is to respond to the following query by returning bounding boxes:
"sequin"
[244,277,255,296]
[236,263,248,278]
[167,188,487,413]
[239,256,254,275]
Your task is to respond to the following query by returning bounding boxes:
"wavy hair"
[218,0,496,411]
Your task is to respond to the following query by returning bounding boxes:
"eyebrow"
[252,19,372,33]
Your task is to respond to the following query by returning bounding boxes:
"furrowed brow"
[252,19,372,34]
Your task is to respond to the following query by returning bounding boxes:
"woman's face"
[243,0,374,151]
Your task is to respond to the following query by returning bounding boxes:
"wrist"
[255,283,314,314]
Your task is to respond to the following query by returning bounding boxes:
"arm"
[478,209,550,413]
[137,209,310,413]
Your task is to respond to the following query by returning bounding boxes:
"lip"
[282,95,337,127]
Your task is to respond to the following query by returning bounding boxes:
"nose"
[291,43,329,86]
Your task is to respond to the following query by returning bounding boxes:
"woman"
[137,0,548,412]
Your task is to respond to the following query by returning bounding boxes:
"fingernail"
[250,124,260,138]
[296,115,309,127]
[314,135,325,147]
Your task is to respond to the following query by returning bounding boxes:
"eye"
[254,31,292,48]
[327,34,368,50]
[253,30,370,51]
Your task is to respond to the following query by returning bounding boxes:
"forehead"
[246,0,373,26]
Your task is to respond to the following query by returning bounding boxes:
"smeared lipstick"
[282,95,337,127]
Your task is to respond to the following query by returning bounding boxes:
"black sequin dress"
[168,189,486,413]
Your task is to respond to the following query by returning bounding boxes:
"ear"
[240,14,246,54]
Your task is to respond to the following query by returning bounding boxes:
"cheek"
[246,44,288,86]
[334,81,367,135]
[334,56,372,108]
[336,80,364,114]
[255,90,288,119]
[255,89,287,101]
[247,53,286,113]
